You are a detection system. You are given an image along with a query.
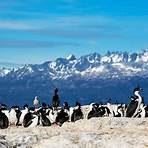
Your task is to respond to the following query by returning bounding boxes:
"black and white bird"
[38,103,51,126]
[56,108,69,126]
[70,102,83,122]
[18,104,29,126]
[87,103,111,119]
[23,107,39,128]
[87,103,100,119]
[2,106,21,126]
[126,86,143,117]
[0,105,9,129]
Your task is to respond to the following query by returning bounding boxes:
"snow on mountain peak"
[0,68,11,77]
[140,50,148,62]
[66,54,76,61]
[0,50,148,79]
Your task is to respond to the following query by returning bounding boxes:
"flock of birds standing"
[0,86,148,129]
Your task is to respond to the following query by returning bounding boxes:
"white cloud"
[0,21,34,30]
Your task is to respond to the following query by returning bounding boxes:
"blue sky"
[0,0,148,64]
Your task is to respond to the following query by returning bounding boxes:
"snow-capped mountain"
[2,50,148,79]
[0,50,148,106]
[0,68,11,77]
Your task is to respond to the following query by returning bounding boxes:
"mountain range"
[0,50,148,107]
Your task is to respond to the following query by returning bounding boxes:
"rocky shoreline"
[0,117,148,148]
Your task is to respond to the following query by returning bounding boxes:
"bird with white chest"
[126,86,144,117]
